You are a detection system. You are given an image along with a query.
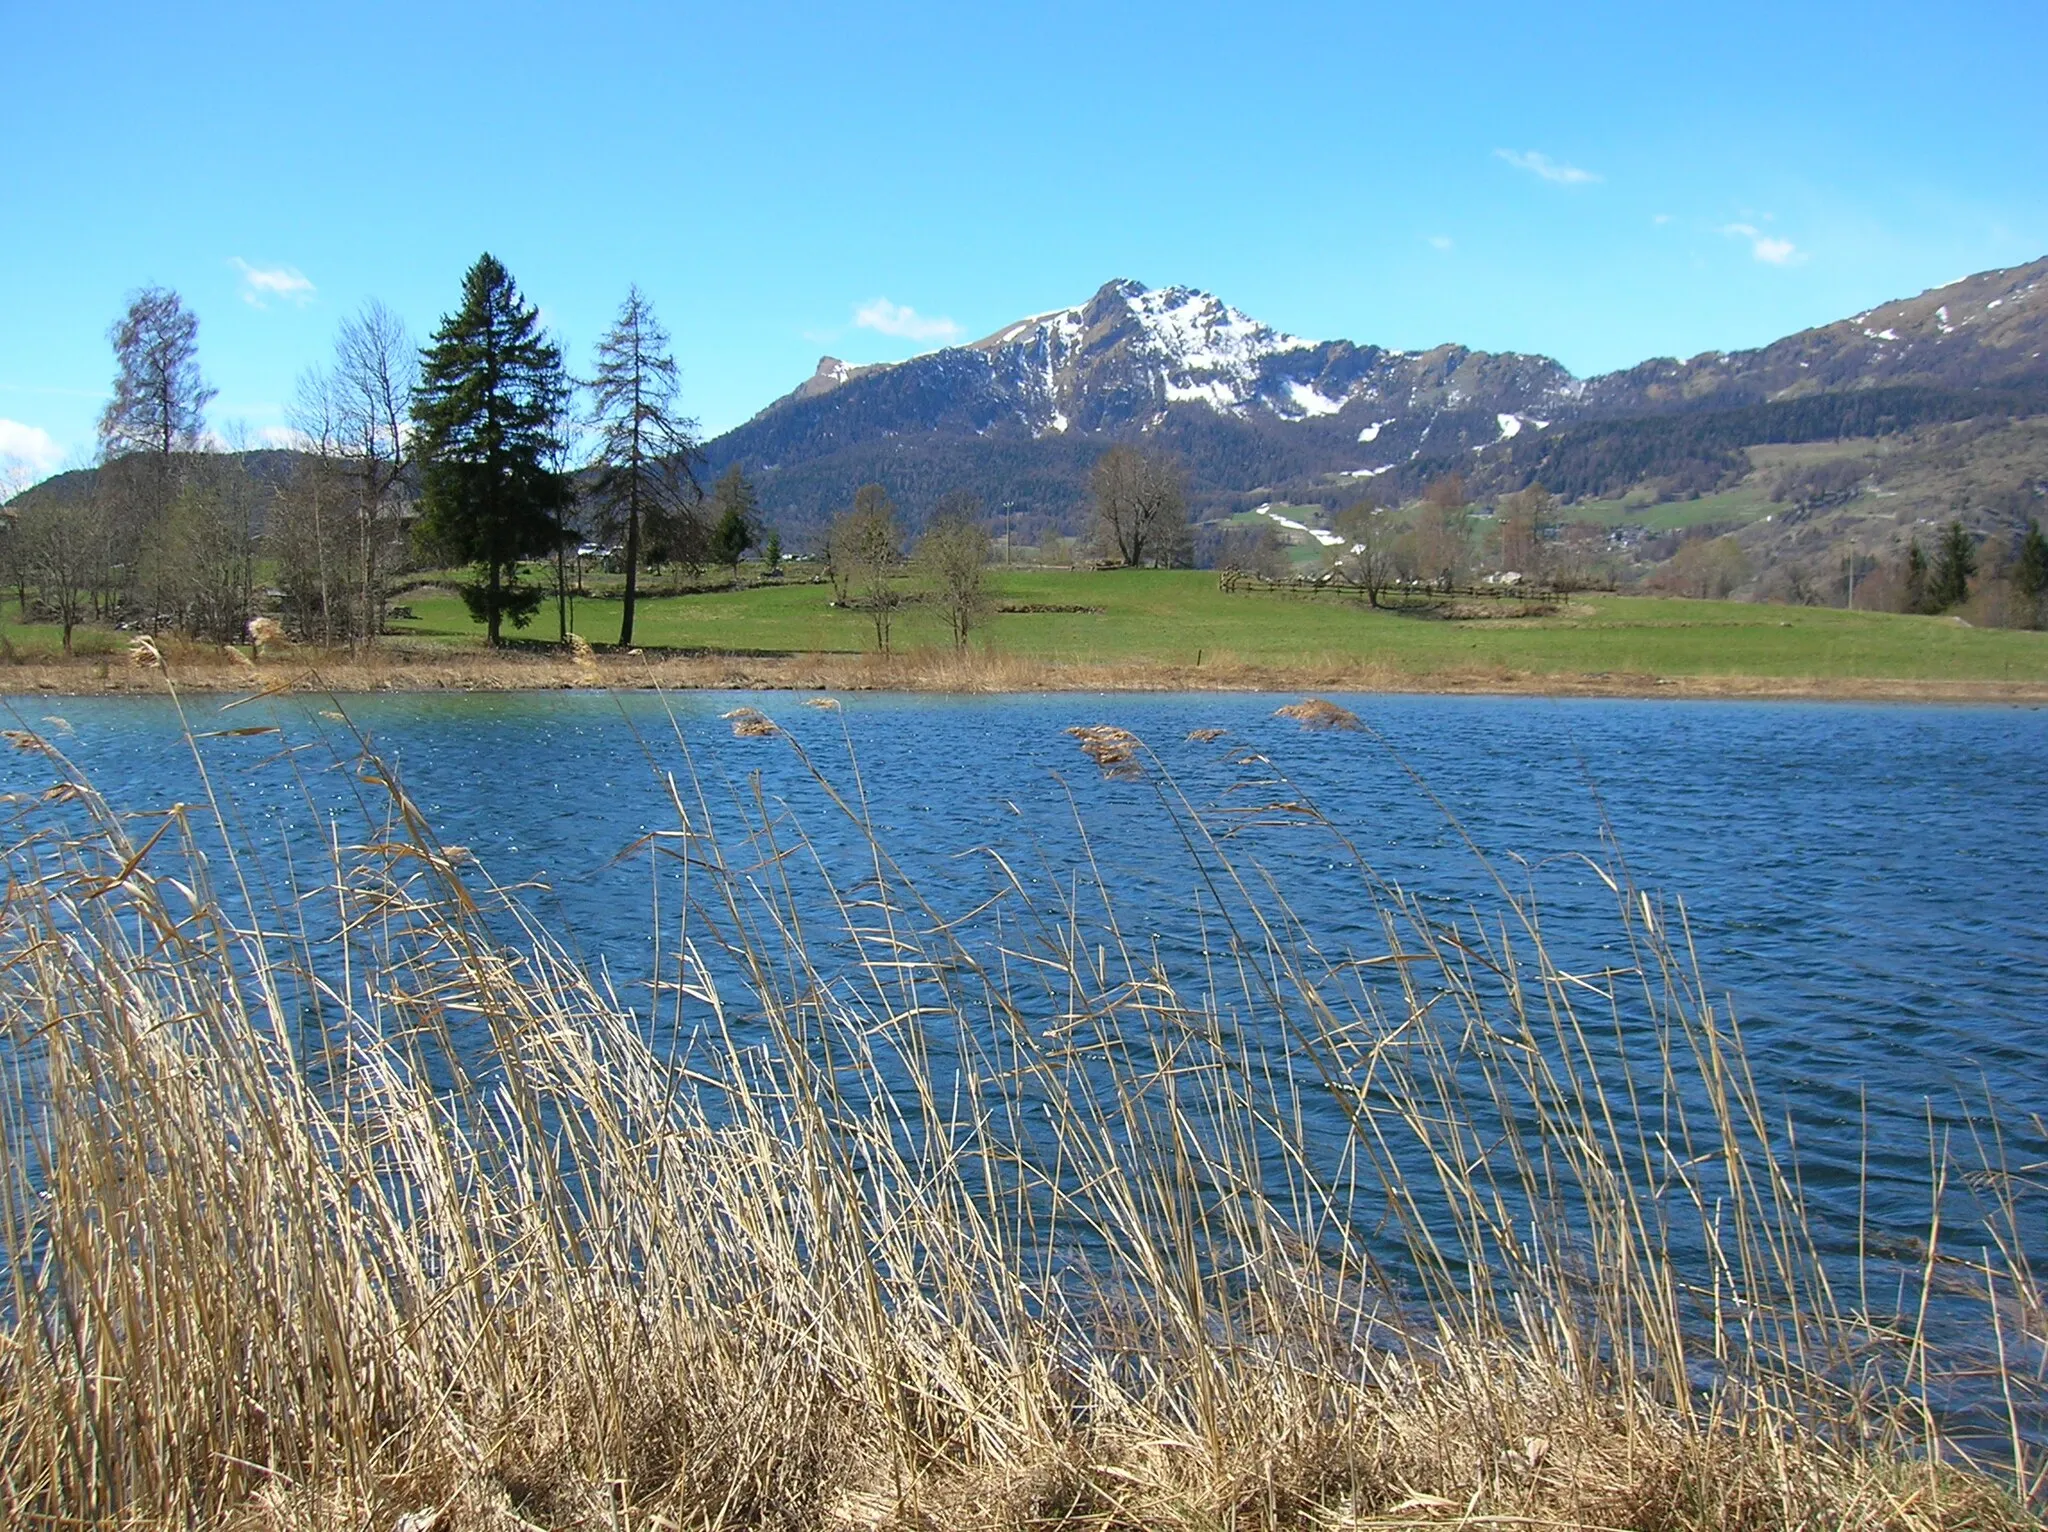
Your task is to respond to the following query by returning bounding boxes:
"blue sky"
[3,0,2044,490]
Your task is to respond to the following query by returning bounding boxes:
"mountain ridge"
[703,259,2048,538]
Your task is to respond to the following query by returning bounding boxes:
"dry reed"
[9,638,2048,704]
[1273,697,1362,730]
[0,693,2037,1531]
[1063,724,1144,778]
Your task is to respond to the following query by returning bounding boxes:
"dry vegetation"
[5,636,2048,704]
[0,690,2039,1530]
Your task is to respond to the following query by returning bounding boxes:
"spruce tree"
[411,255,572,646]
[1928,519,1976,612]
[2013,520,2048,629]
[707,465,758,580]
[1904,540,1929,614]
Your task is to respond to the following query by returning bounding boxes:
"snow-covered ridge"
[1124,284,1315,373]
[968,280,1342,423]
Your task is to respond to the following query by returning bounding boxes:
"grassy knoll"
[381,569,2048,686]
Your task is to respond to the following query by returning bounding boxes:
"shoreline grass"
[0,685,2040,1528]
[4,637,2048,704]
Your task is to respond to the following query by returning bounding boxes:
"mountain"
[703,261,2048,541]
[14,262,2045,597]
[1581,256,2048,410]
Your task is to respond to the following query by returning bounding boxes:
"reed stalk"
[0,689,2036,1530]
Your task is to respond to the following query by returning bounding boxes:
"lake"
[5,687,2044,1440]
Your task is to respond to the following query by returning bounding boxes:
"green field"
[1562,484,1778,533]
[372,569,2048,683]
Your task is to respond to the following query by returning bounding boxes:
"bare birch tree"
[331,302,416,644]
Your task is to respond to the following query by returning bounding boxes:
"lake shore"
[7,642,2048,704]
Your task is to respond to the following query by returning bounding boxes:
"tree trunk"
[486,561,503,647]
[619,501,640,648]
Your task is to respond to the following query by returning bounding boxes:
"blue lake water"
[5,688,2045,1427]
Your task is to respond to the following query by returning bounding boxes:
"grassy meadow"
[377,567,2048,686]
[1,565,2043,695]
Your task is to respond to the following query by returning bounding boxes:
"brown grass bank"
[0,696,2039,1529]
[6,638,2048,702]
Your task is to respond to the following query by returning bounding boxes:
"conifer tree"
[707,465,758,581]
[586,287,702,646]
[2013,519,2048,629]
[100,286,215,463]
[411,255,572,646]
[1928,519,1976,612]
[1904,540,1929,614]
[99,286,216,613]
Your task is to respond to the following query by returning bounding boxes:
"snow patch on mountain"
[1254,504,1346,547]
[1166,379,1246,411]
[1283,381,1349,418]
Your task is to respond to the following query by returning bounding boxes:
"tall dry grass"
[0,687,2039,1530]
[11,636,2048,703]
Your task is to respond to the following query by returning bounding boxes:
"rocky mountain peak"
[705,257,2048,538]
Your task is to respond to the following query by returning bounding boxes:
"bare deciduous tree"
[918,492,993,649]
[1495,484,1556,581]
[1091,445,1189,567]
[841,484,904,653]
[143,456,260,642]
[331,302,417,644]
[98,286,216,620]
[99,287,215,463]
[586,287,703,646]
[1328,500,1397,605]
[13,499,105,654]
[281,369,348,643]
[1652,534,1750,599]
[1415,473,1471,590]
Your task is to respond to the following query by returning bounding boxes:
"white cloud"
[1495,148,1601,186]
[232,258,317,307]
[852,298,961,343]
[1426,234,1454,252]
[0,418,63,496]
[1718,223,1805,266]
[1652,212,1673,225]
